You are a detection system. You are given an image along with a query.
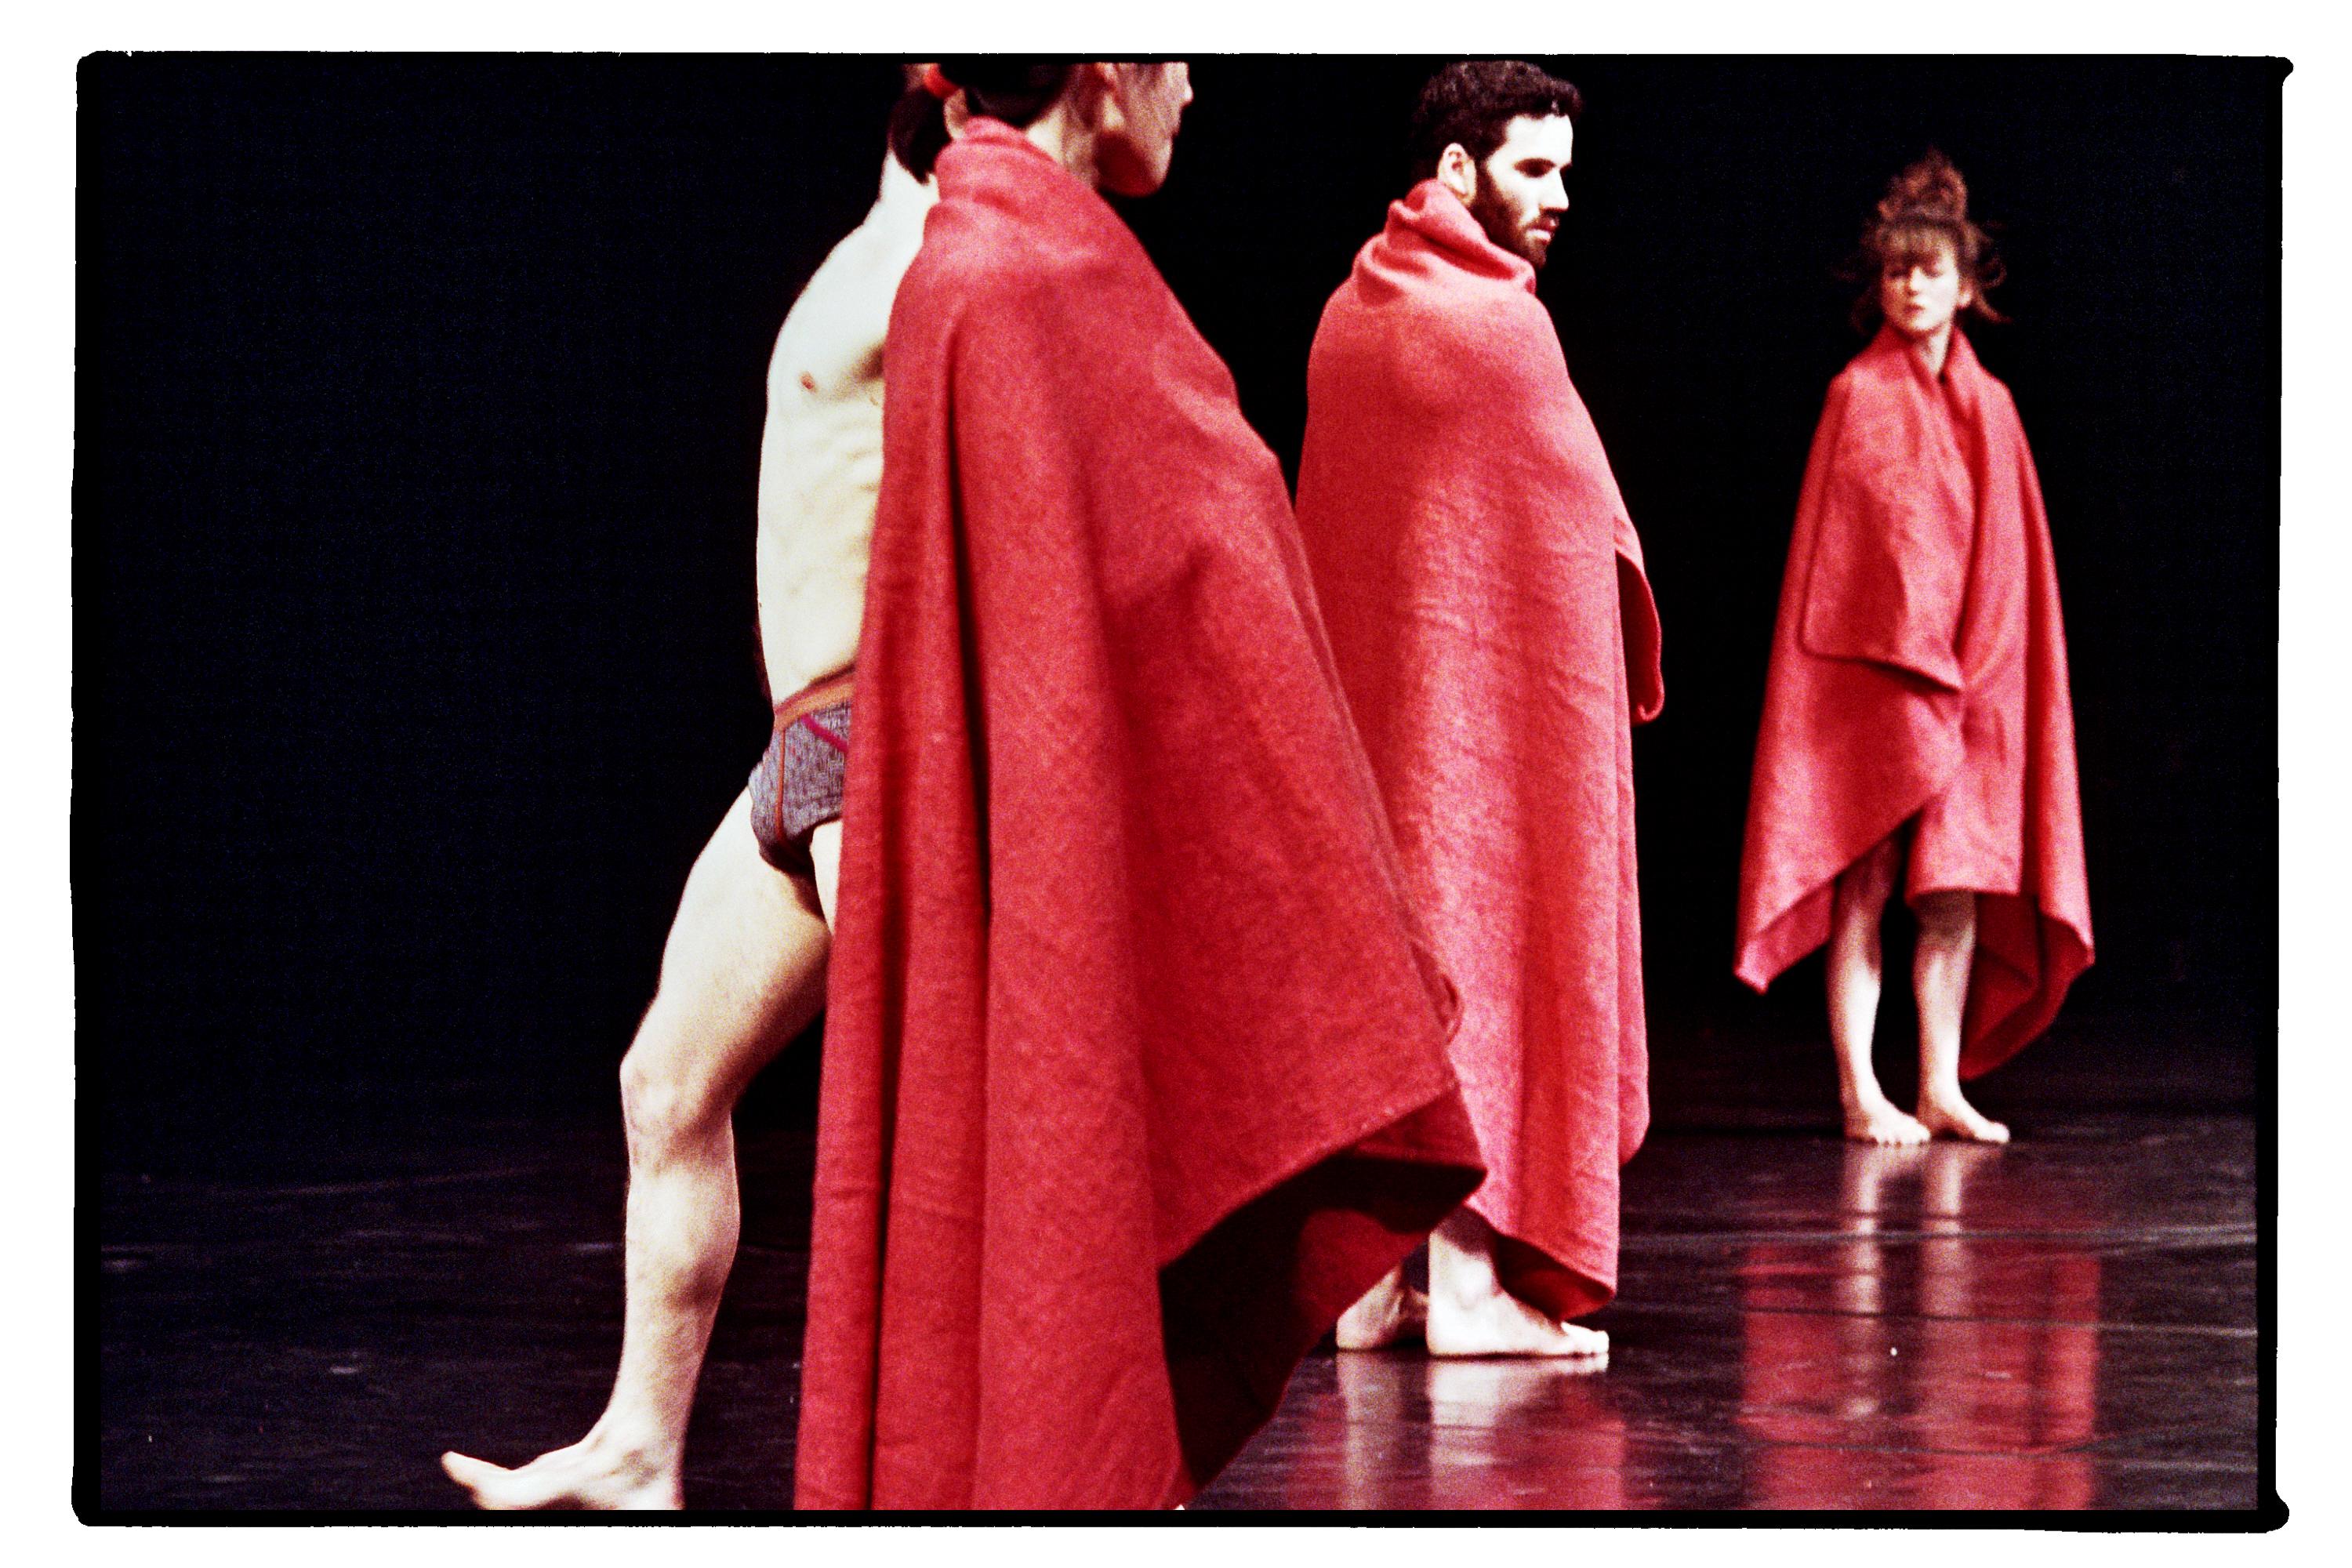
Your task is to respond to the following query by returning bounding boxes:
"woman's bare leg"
[1911,890,2008,1142]
[1830,839,1929,1145]
[441,791,832,1508]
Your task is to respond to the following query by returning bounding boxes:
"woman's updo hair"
[1852,149,2008,333]
[936,59,1076,128]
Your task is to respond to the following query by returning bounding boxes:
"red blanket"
[793,122,1485,1511]
[1736,325,2092,1076]
[1294,180,1664,1323]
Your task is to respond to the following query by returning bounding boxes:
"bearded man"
[1294,59,1664,1359]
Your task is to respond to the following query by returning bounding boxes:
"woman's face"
[1094,62,1193,197]
[1879,233,1973,343]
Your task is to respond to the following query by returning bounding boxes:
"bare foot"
[1843,1096,1931,1145]
[1335,1272,1427,1351]
[1426,1289,1608,1359]
[440,1433,683,1511]
[1918,1092,2009,1143]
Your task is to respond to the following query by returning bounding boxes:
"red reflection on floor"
[1180,1117,2254,1512]
[1737,1144,2102,1508]
[1322,1353,1641,1509]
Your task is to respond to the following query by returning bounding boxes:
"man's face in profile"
[1466,114,1574,270]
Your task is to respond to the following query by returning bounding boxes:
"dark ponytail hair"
[887,83,953,180]
[935,58,1076,128]
[887,60,1075,181]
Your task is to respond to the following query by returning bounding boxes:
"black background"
[81,56,2281,1168]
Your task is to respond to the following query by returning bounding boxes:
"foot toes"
[1848,1113,1929,1146]
[1919,1102,2010,1143]
[440,1452,514,1505]
[1555,1323,1608,1356]
[441,1452,496,1485]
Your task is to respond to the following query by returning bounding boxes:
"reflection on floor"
[96,1109,2259,1513]
[1193,1119,2259,1510]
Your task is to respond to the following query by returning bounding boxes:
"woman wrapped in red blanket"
[1735,152,2092,1145]
[793,60,1485,1510]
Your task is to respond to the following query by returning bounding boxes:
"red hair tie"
[921,63,954,100]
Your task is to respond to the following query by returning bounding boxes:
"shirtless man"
[440,72,962,1510]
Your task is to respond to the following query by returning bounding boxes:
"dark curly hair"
[1407,60,1583,184]
[1852,149,2008,333]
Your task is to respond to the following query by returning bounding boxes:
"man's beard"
[1467,169,1548,270]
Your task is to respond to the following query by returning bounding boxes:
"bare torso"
[754,156,936,701]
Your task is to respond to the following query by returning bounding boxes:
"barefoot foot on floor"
[1426,1289,1607,1359]
[1918,1092,2009,1143]
[1844,1097,1931,1145]
[1336,1273,1427,1351]
[440,1434,683,1511]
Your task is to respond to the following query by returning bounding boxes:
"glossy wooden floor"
[1194,1117,2260,1510]
[95,1102,2261,1514]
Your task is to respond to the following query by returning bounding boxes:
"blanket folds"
[793,124,1485,1511]
[1735,325,2092,1076]
[1294,180,1663,1322]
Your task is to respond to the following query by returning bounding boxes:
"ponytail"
[887,84,952,180]
[934,58,1074,129]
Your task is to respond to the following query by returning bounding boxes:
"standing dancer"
[441,74,960,1509]
[1294,60,1664,1359]
[1734,152,2092,1145]
[793,59,1484,1510]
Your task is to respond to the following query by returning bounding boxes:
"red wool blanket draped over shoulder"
[793,123,1484,1512]
[1735,325,2092,1076]
[1294,180,1664,1323]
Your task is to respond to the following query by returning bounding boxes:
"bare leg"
[1425,1210,1607,1358]
[808,819,842,928]
[442,791,831,1508]
[1911,891,2008,1142]
[1335,1264,1427,1351]
[1829,839,1929,1145]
